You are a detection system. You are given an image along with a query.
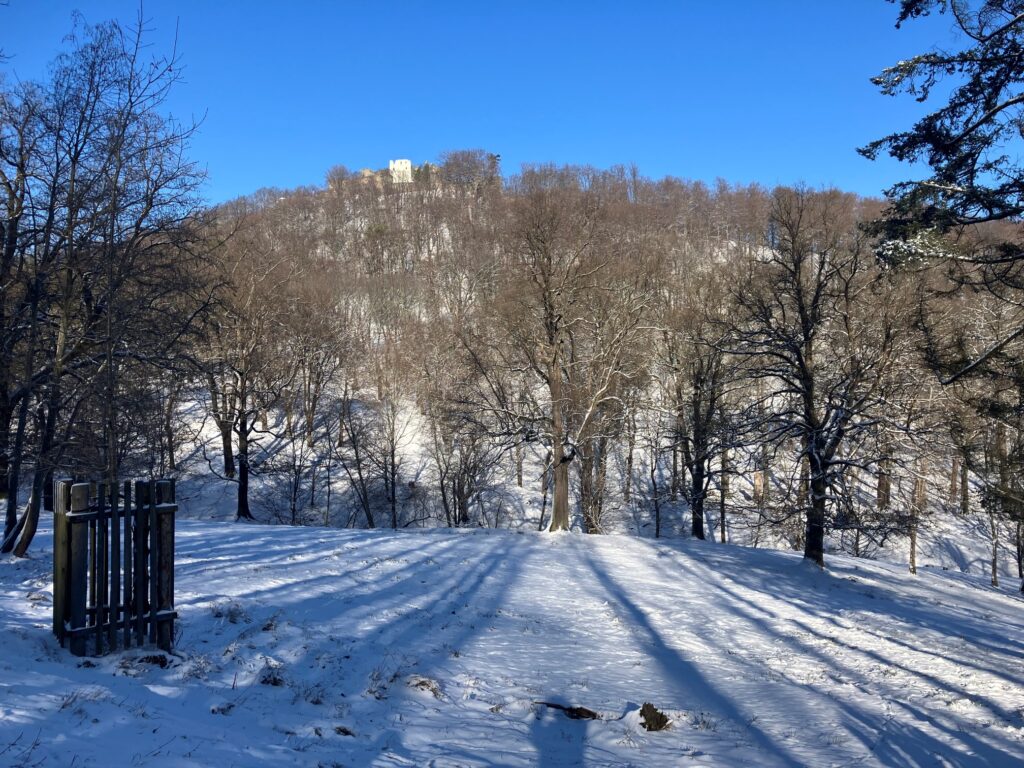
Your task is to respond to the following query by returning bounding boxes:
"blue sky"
[3,2,956,204]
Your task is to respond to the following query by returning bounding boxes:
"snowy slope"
[2,521,1023,767]
[168,393,1024,592]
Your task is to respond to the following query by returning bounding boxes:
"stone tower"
[389,159,413,184]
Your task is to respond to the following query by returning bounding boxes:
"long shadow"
[664,542,1024,695]
[632,544,890,760]
[192,526,532,763]
[640,540,1024,765]
[365,532,546,762]
[576,541,806,768]
[854,620,1024,689]
[662,542,1024,701]
[656,537,1024,660]
[180,531,485,629]
[11,520,528,766]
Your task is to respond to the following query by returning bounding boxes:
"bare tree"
[488,166,659,532]
[203,197,297,520]
[729,187,911,566]
[1,16,204,554]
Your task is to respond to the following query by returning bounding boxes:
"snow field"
[2,520,1023,766]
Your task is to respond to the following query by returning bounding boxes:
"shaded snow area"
[2,523,1024,767]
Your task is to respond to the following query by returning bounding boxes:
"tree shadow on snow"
[576,541,808,768]
[620,538,1024,766]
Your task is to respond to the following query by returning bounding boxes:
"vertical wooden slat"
[109,482,120,649]
[95,483,106,656]
[156,479,175,651]
[122,481,132,649]
[148,479,158,644]
[100,484,109,654]
[68,483,90,657]
[134,481,148,647]
[52,481,68,640]
[88,513,97,634]
[61,481,72,636]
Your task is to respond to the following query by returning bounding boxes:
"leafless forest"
[3,13,1024,578]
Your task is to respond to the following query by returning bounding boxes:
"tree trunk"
[670,443,679,503]
[14,397,58,557]
[4,271,40,546]
[550,446,570,531]
[324,451,332,527]
[0,399,11,541]
[594,438,608,532]
[909,522,918,575]
[548,364,570,532]
[455,475,470,525]
[989,506,1000,588]
[305,404,316,448]
[439,472,453,527]
[221,421,236,478]
[691,461,705,540]
[804,445,827,566]
[308,457,317,509]
[719,448,728,543]
[794,452,807,510]
[162,384,179,473]
[3,381,31,551]
[756,443,770,511]
[579,450,600,533]
[949,455,960,505]
[284,393,295,439]
[290,464,300,525]
[651,449,661,539]
[877,448,891,512]
[960,457,969,515]
[910,464,926,575]
[1016,521,1023,582]
[624,416,635,503]
[14,466,47,558]
[164,414,177,472]
[209,377,236,478]
[538,449,551,531]
[236,400,254,520]
[390,445,398,529]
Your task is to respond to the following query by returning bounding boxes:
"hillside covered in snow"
[3,519,1023,767]
[5,7,1024,767]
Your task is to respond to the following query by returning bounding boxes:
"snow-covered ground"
[3,519,1023,767]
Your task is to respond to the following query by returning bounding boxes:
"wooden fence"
[53,479,177,656]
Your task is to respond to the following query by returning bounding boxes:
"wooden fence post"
[52,481,70,640]
[122,480,132,650]
[108,482,120,651]
[95,483,107,656]
[68,483,90,657]
[134,481,150,647]
[147,480,158,645]
[156,479,176,651]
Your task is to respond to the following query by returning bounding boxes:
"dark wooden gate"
[53,479,177,656]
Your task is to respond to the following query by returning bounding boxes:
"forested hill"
[4,137,1023,582]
